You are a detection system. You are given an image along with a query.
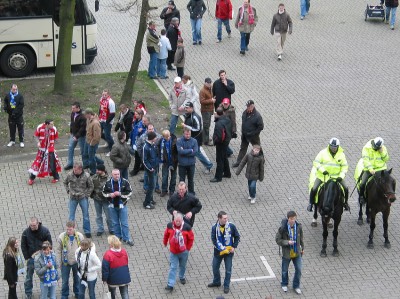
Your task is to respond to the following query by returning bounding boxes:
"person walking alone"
[215,0,233,43]
[270,3,293,61]
[235,0,258,55]
[3,84,24,148]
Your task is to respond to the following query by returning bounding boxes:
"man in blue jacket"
[177,128,198,195]
[143,132,158,209]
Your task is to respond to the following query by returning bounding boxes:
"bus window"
[0,0,52,18]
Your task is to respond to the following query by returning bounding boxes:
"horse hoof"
[332,250,340,257]
[311,222,317,227]
[384,242,391,249]
[320,251,327,257]
[357,219,363,226]
[367,242,374,249]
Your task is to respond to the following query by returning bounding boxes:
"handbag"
[102,284,111,299]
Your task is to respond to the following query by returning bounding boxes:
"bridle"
[372,173,396,204]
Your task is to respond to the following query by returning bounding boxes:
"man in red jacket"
[163,213,194,292]
[216,0,233,42]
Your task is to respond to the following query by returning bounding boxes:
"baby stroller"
[365,4,385,21]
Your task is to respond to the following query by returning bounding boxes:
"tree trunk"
[54,0,76,96]
[120,0,150,104]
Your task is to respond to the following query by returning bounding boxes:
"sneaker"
[278,54,282,61]
[165,285,173,292]
[300,16,304,20]
[180,278,186,284]
[248,196,252,200]
[106,152,111,157]
[391,26,394,30]
[295,288,302,295]
[20,142,25,148]
[250,198,256,204]
[51,179,59,184]
[144,205,155,210]
[125,240,134,246]
[216,39,221,43]
[7,141,15,147]
[207,282,221,288]
[282,286,288,292]
[228,32,231,38]
[102,142,108,148]
[28,179,34,185]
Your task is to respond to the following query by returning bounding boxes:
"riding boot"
[344,189,350,211]
[307,193,314,212]
[359,185,366,205]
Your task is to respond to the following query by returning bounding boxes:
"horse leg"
[366,202,371,224]
[332,217,341,257]
[320,219,328,257]
[367,211,376,249]
[383,208,391,249]
[357,202,364,225]
[311,205,318,227]
[328,218,333,229]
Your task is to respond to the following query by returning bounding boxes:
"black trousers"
[8,283,17,299]
[215,142,231,180]
[8,115,24,142]
[167,50,176,67]
[29,152,59,180]
[236,134,260,164]
[177,67,184,78]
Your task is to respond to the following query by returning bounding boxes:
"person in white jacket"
[157,28,172,79]
[75,239,101,299]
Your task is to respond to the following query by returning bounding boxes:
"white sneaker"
[278,54,282,61]
[247,196,252,200]
[250,198,256,204]
[7,141,15,147]
[102,142,108,148]
[282,286,288,292]
[20,142,25,148]
[216,39,221,43]
[295,288,302,295]
[106,152,111,157]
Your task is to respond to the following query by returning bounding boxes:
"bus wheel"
[0,46,36,77]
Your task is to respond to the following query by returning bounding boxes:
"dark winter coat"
[177,136,198,166]
[219,103,236,134]
[211,222,240,256]
[21,223,52,260]
[241,108,264,138]
[167,192,203,227]
[212,78,235,109]
[70,110,86,139]
[157,134,178,169]
[3,92,24,118]
[213,115,232,145]
[275,219,304,259]
[160,6,181,28]
[143,140,158,171]
[270,11,293,34]
[184,111,202,145]
[114,109,134,141]
[3,253,18,285]
[110,139,132,169]
[102,178,132,206]
[167,25,179,51]
[187,0,207,19]
[236,149,265,181]
[385,0,399,7]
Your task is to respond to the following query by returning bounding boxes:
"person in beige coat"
[235,0,258,55]
[82,108,103,176]
[146,21,160,79]
[174,38,185,78]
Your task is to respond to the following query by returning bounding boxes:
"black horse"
[357,169,396,249]
[317,179,344,257]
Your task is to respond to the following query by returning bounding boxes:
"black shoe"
[151,200,156,205]
[210,178,222,183]
[344,203,350,211]
[198,41,202,45]
[85,233,92,238]
[129,170,139,176]
[232,162,239,168]
[64,165,73,171]
[167,66,176,70]
[240,51,245,55]
[125,240,134,246]
[108,231,115,235]
[307,204,313,212]
[180,278,186,284]
[359,196,365,205]
[165,285,173,292]
[207,283,221,288]
[224,287,230,294]
[139,178,144,183]
[223,174,231,178]
[193,42,197,45]
[96,232,103,237]
[160,191,168,197]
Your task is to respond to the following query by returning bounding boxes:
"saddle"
[313,180,345,204]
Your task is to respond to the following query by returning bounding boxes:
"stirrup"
[307,204,313,212]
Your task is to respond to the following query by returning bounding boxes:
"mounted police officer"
[358,137,389,204]
[307,138,349,212]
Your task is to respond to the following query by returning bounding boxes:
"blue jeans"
[148,52,158,78]
[66,134,85,167]
[109,285,129,299]
[83,142,104,175]
[144,167,160,191]
[94,200,112,233]
[61,263,80,299]
[167,250,189,287]
[300,0,307,17]
[118,168,128,181]
[100,122,114,151]
[386,7,397,27]
[161,163,177,193]
[144,169,156,206]
[281,256,302,289]
[40,281,56,299]
[195,146,213,170]
[248,180,257,198]
[109,205,131,241]
[212,253,234,288]
[69,198,91,234]
[217,18,231,41]
[226,146,233,156]
[24,258,35,295]
[240,32,250,51]
[157,58,167,78]
[178,164,196,195]
[190,18,202,43]
[169,115,179,135]
[78,278,96,299]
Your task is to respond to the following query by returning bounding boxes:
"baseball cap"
[222,98,230,104]
[246,100,255,107]
[205,77,212,84]
[185,102,194,108]
[174,77,181,83]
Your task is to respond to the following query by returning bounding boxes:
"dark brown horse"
[357,169,396,249]
[317,179,344,257]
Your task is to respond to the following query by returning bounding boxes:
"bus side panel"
[84,23,97,65]
[0,17,53,43]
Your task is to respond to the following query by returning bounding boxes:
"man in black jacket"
[167,181,202,227]
[212,70,235,111]
[166,17,180,70]
[3,84,24,147]
[160,0,180,29]
[114,104,134,142]
[21,217,52,299]
[65,102,87,170]
[211,107,232,182]
[232,100,264,167]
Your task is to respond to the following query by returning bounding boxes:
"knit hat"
[96,164,106,172]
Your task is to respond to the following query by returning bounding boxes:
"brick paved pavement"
[1,0,400,298]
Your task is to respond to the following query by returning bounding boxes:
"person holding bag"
[3,237,25,299]
[75,239,101,299]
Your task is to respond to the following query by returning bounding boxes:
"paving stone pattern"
[1,0,400,298]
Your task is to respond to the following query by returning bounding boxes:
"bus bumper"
[85,45,97,65]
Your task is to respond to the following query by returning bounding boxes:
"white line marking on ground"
[231,255,276,282]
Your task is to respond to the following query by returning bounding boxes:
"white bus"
[0,0,97,77]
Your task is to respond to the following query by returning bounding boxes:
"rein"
[372,173,396,200]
